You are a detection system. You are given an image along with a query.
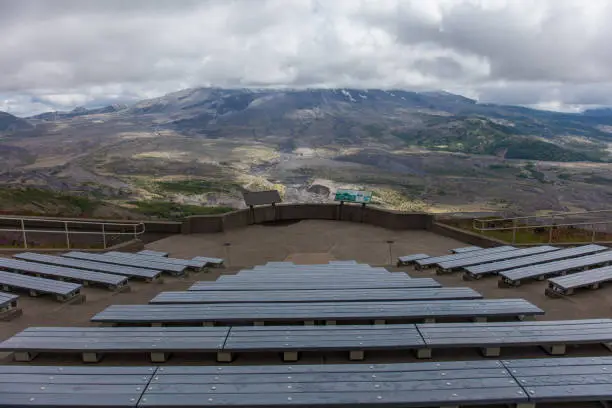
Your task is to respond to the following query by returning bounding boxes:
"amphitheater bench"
[498,250,612,287]
[0,327,230,363]
[188,278,438,291]
[62,251,187,275]
[138,360,531,408]
[0,271,82,302]
[414,246,516,269]
[436,246,558,274]
[416,319,612,358]
[150,287,482,304]
[503,356,612,406]
[91,299,544,326]
[463,244,607,280]
[192,256,224,267]
[220,324,425,362]
[451,245,482,253]
[0,257,128,291]
[15,252,162,282]
[0,290,20,319]
[396,253,429,266]
[138,250,169,257]
[546,265,612,296]
[219,274,413,283]
[0,365,154,407]
[106,251,207,272]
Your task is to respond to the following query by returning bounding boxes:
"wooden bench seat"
[150,287,482,304]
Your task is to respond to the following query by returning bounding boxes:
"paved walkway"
[146,220,465,266]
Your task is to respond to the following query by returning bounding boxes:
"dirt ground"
[1,219,611,368]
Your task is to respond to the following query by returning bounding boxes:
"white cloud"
[0,0,611,116]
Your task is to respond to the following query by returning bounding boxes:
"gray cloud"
[1,0,612,116]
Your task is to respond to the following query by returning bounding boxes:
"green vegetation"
[129,201,234,220]
[392,115,606,162]
[156,179,241,195]
[490,139,602,162]
[0,187,103,217]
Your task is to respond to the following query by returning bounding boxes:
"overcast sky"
[1,0,612,116]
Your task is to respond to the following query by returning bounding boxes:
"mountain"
[124,88,612,162]
[0,111,34,132]
[29,104,128,121]
[6,87,612,215]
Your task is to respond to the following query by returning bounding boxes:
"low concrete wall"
[183,203,434,233]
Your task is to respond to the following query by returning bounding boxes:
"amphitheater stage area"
[2,219,612,370]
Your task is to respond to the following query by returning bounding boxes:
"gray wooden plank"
[464,244,607,277]
[0,327,229,353]
[156,359,505,375]
[0,366,155,375]
[437,245,559,271]
[150,287,482,304]
[501,250,612,284]
[502,357,612,404]
[0,270,81,297]
[418,319,612,347]
[140,359,525,407]
[396,253,430,264]
[548,265,612,292]
[192,256,224,267]
[138,250,169,257]
[0,257,127,287]
[0,290,19,308]
[62,252,186,274]
[224,324,424,352]
[451,246,482,254]
[92,298,544,324]
[106,251,206,270]
[188,279,437,291]
[15,252,161,280]
[415,246,517,267]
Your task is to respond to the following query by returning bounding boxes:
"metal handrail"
[0,216,146,249]
[472,211,612,244]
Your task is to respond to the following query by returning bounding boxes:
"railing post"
[133,224,137,239]
[21,219,27,249]
[549,225,553,243]
[64,222,70,249]
[512,219,517,244]
[592,223,596,242]
[102,224,107,249]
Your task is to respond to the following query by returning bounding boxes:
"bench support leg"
[150,352,169,363]
[423,318,436,323]
[82,352,102,363]
[416,348,432,359]
[304,320,315,326]
[216,352,233,363]
[29,289,39,297]
[254,321,265,326]
[374,319,386,325]
[543,344,566,355]
[283,351,299,362]
[349,350,365,361]
[589,283,599,290]
[14,351,38,362]
[326,320,337,325]
[473,316,487,323]
[518,315,536,321]
[202,322,215,327]
[481,347,501,357]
